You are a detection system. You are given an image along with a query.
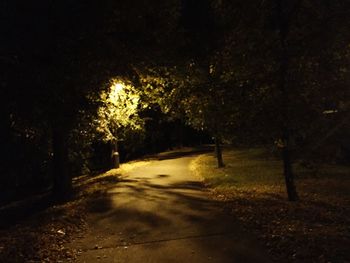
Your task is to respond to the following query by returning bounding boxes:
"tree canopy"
[1,0,349,201]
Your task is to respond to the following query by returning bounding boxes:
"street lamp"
[98,80,140,169]
[110,82,125,168]
[113,82,124,94]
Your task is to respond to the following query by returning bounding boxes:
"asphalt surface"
[70,152,271,262]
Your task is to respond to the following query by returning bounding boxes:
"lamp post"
[110,82,124,168]
[111,138,120,168]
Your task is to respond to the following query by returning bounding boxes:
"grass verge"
[190,148,350,263]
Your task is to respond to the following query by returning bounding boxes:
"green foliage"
[176,0,350,149]
[1,0,183,199]
[96,80,144,142]
[1,0,349,201]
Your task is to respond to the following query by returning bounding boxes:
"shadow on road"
[83,174,231,245]
[72,151,271,263]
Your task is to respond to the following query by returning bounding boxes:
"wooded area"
[1,1,350,262]
[0,1,349,258]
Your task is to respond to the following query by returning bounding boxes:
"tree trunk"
[52,123,71,200]
[276,0,299,201]
[281,129,299,201]
[111,139,120,168]
[214,136,224,168]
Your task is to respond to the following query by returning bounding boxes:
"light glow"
[113,82,124,94]
[96,80,143,142]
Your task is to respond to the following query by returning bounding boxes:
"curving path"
[70,151,271,262]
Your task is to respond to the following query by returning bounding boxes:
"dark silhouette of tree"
[1,0,349,203]
[172,0,350,199]
[1,0,183,201]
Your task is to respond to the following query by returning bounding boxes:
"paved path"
[70,152,271,262]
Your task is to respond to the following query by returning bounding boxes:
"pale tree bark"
[111,139,120,168]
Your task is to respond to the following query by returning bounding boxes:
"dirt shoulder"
[0,161,151,263]
[190,148,350,263]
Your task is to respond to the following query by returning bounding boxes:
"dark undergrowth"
[0,169,125,263]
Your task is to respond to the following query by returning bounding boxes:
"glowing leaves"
[96,80,143,142]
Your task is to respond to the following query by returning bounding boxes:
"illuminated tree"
[96,81,144,168]
[1,0,182,200]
